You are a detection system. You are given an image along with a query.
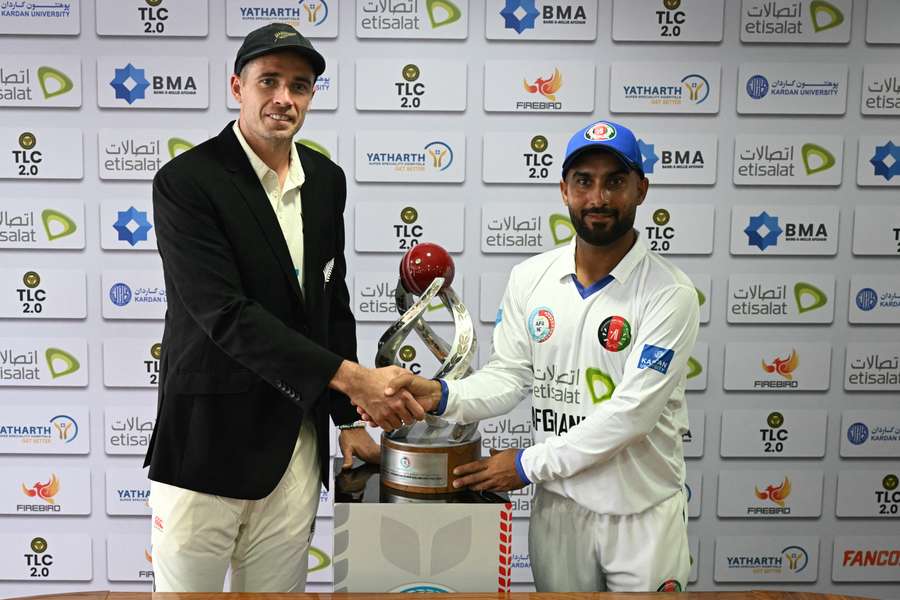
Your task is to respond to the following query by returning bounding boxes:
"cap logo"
[585,122,616,142]
[274,31,298,41]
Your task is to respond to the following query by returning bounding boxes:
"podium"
[332,460,512,593]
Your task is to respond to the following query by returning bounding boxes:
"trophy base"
[380,422,481,495]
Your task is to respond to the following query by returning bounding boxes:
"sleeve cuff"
[514,448,532,485]
[431,379,449,416]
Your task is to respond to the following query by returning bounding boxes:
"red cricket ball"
[399,243,455,295]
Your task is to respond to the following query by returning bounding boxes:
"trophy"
[376,243,481,495]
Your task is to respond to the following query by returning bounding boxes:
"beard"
[569,205,636,247]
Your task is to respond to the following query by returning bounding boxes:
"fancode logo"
[22,474,60,504]
[762,350,799,380]
[524,68,562,101]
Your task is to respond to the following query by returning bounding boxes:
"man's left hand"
[452,448,528,492]
[339,427,380,470]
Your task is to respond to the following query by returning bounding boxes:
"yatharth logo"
[45,347,80,379]
[41,209,77,241]
[637,139,658,174]
[50,414,78,442]
[746,74,769,99]
[585,367,615,404]
[681,74,709,104]
[809,0,844,32]
[167,137,194,159]
[500,0,539,34]
[794,282,828,314]
[856,288,878,311]
[37,66,74,100]
[870,141,900,181]
[300,0,328,26]
[426,0,462,28]
[424,141,453,170]
[113,206,153,247]
[548,213,574,245]
[110,63,150,105]
[744,211,782,251]
[801,143,835,175]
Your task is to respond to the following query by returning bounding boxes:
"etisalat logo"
[757,349,799,388]
[1,347,80,381]
[0,64,74,100]
[0,206,77,244]
[731,281,828,316]
[499,0,587,34]
[358,0,462,30]
[751,476,792,514]
[744,0,844,34]
[737,142,835,178]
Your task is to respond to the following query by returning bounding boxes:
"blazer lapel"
[298,144,322,313]
[216,124,305,309]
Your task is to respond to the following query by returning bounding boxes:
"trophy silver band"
[375,244,481,495]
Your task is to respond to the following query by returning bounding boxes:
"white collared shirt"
[443,233,700,515]
[233,121,306,288]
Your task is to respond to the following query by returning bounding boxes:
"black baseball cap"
[233,23,326,78]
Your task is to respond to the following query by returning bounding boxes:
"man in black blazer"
[144,23,424,592]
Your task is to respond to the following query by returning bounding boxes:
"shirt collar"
[549,230,648,286]
[232,121,305,191]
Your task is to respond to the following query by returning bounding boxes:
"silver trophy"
[376,243,481,494]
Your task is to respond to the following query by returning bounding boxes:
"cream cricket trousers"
[529,486,690,592]
[149,418,320,592]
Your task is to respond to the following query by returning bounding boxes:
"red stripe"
[606,316,624,351]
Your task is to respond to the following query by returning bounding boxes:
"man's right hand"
[330,362,426,431]
[385,372,443,414]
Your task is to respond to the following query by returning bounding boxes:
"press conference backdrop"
[0,0,898,597]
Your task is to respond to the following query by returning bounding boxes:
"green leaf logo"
[809,0,844,32]
[549,213,575,246]
[45,347,80,379]
[308,546,331,572]
[695,287,706,307]
[298,138,331,160]
[426,0,462,28]
[41,209,77,241]
[37,66,74,99]
[686,357,702,379]
[794,282,828,314]
[167,137,194,159]
[801,143,835,175]
[585,368,615,404]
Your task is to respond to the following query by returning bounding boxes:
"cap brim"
[235,46,326,78]
[561,146,642,178]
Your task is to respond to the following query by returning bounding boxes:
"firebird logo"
[755,477,791,507]
[524,68,563,101]
[762,350,799,380]
[22,474,60,504]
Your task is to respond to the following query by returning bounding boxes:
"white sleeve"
[440,266,534,424]
[519,283,700,483]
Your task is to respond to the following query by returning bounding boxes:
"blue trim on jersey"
[571,273,615,299]
[515,449,532,485]
[432,379,449,415]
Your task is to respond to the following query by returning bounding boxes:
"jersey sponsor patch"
[637,344,675,374]
[657,579,682,592]
[527,306,556,343]
[598,315,631,352]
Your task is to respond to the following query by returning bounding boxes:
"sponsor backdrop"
[0,0,898,597]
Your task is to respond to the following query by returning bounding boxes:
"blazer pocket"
[167,370,256,394]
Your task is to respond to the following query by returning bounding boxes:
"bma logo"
[744,211,782,251]
[757,349,799,388]
[870,141,900,181]
[113,206,153,247]
[856,288,879,312]
[500,0,587,34]
[300,0,329,26]
[637,139,658,173]
[876,473,899,516]
[846,422,869,445]
[109,282,133,306]
[110,63,149,104]
[760,411,788,453]
[751,476,792,514]
[639,139,704,174]
[13,131,41,177]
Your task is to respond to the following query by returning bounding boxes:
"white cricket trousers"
[149,418,320,592]
[528,485,689,592]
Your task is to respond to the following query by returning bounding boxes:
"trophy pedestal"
[380,421,481,495]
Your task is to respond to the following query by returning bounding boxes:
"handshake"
[332,362,443,431]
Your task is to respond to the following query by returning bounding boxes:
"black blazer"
[143,122,358,499]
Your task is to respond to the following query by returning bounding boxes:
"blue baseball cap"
[561,120,643,178]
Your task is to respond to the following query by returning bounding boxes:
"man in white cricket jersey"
[379,119,700,592]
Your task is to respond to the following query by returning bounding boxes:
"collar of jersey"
[552,230,648,298]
